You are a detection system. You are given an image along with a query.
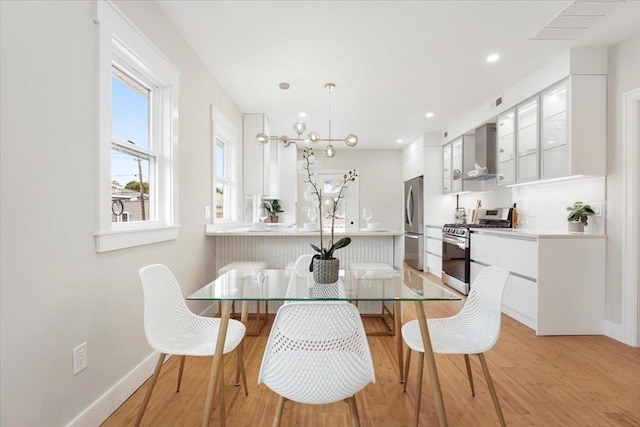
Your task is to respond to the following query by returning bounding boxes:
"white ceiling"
[157,1,640,150]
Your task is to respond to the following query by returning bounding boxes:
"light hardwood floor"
[102,272,640,427]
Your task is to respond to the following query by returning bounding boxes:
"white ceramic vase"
[568,222,585,232]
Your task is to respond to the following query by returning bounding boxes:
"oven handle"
[442,235,468,249]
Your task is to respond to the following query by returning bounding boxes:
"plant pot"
[270,215,279,223]
[568,222,585,232]
[312,258,340,284]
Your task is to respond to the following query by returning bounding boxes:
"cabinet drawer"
[498,238,538,279]
[426,227,443,239]
[470,233,498,265]
[502,275,538,324]
[426,254,442,278]
[426,238,442,256]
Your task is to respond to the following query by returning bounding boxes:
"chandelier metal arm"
[256,82,357,158]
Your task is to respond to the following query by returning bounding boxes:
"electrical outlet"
[204,205,211,219]
[590,202,603,217]
[73,342,88,375]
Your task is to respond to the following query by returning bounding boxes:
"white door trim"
[621,87,639,347]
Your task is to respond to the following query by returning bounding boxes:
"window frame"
[95,0,180,252]
[211,107,239,224]
[214,137,230,221]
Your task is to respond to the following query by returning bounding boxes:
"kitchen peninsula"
[206,226,403,272]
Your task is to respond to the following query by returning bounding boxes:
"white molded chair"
[136,264,248,427]
[258,302,375,427]
[401,266,510,427]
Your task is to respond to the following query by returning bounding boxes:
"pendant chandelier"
[256,82,358,158]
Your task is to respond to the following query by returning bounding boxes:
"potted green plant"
[566,201,595,232]
[268,199,283,223]
[301,147,357,283]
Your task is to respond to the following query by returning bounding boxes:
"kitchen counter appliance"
[442,207,512,294]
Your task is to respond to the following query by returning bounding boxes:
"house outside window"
[95,0,180,252]
[215,138,229,220]
[211,107,239,223]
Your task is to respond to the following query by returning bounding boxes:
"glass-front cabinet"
[516,96,539,183]
[540,80,569,179]
[451,138,463,193]
[442,142,452,193]
[496,108,516,186]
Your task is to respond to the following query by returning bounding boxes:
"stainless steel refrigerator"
[404,176,424,270]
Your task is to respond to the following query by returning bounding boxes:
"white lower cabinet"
[425,226,442,278]
[470,231,605,335]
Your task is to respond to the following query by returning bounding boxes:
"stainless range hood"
[461,123,497,180]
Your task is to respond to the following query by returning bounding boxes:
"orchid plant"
[301,147,357,267]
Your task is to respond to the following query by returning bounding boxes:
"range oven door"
[442,234,470,295]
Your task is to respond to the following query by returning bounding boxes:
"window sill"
[94,226,180,253]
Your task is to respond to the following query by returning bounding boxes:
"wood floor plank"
[102,271,640,427]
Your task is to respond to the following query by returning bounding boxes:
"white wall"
[0,1,242,425]
[605,32,640,324]
[455,177,606,234]
[296,149,403,231]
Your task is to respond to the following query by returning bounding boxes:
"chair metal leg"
[176,355,186,393]
[463,354,475,397]
[219,366,226,427]
[413,352,424,427]
[235,346,241,387]
[135,353,165,427]
[236,346,248,395]
[403,348,412,392]
[273,395,286,427]
[347,395,361,427]
[478,353,506,427]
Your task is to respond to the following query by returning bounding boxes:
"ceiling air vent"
[495,97,503,107]
[529,0,626,41]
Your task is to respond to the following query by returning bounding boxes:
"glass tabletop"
[186,269,460,302]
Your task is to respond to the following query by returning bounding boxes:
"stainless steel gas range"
[441,208,512,294]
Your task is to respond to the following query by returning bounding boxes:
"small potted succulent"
[566,201,595,232]
[268,199,283,223]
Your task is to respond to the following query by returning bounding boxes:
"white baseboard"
[604,319,625,343]
[65,350,165,427]
[65,303,218,427]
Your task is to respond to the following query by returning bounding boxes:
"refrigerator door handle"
[406,185,413,228]
[405,234,419,239]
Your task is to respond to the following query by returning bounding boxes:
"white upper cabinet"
[496,109,516,186]
[541,80,568,179]
[516,96,540,183]
[540,76,606,180]
[443,135,477,194]
[442,142,452,194]
[451,138,463,193]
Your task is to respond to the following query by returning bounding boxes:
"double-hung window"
[211,107,239,224]
[96,1,180,252]
[215,138,229,220]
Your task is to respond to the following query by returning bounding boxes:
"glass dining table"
[187,268,460,427]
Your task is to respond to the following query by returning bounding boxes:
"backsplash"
[458,176,605,234]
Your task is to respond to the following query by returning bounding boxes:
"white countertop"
[205,224,402,237]
[470,228,606,239]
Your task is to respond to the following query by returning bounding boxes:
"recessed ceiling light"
[396,139,403,144]
[425,112,434,118]
[486,54,500,63]
[298,112,306,118]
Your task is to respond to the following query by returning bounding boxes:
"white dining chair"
[136,264,248,427]
[401,266,510,427]
[258,302,375,427]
